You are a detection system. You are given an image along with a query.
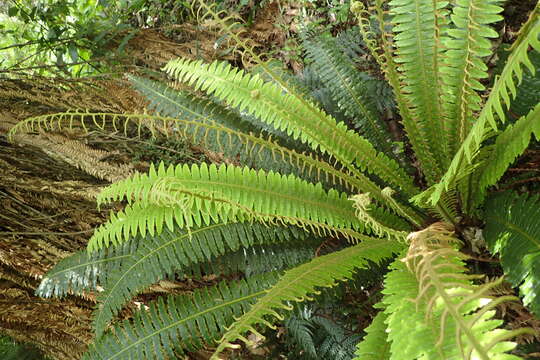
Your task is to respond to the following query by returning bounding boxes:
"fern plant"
[10,0,540,359]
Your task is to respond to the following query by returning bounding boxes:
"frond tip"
[211,238,404,359]
[83,274,279,360]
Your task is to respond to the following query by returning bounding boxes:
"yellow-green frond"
[389,0,449,172]
[211,238,404,359]
[89,162,366,252]
[353,310,390,360]
[383,223,530,360]
[427,5,540,205]
[163,57,419,197]
[440,0,504,154]
[353,0,444,184]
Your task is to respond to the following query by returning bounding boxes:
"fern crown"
[15,1,540,359]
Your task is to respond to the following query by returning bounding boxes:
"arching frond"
[193,0,416,197]
[132,73,309,155]
[163,57,418,196]
[129,75,256,134]
[89,162,366,251]
[389,0,449,172]
[211,238,403,359]
[83,273,279,360]
[352,0,443,184]
[353,310,390,360]
[383,223,529,360]
[484,192,540,315]
[440,0,504,154]
[428,6,540,205]
[8,111,392,200]
[92,223,310,336]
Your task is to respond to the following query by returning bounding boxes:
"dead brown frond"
[0,76,146,117]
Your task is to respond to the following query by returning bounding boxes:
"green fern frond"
[367,203,414,233]
[163,57,418,196]
[89,162,365,251]
[302,31,394,155]
[314,316,360,360]
[284,313,317,358]
[129,75,256,134]
[132,74,307,154]
[429,5,540,205]
[352,0,443,184]
[250,59,313,100]
[441,0,504,154]
[484,192,540,315]
[211,238,403,359]
[389,0,449,172]
[473,103,540,204]
[353,310,390,360]
[93,223,310,336]
[130,75,307,171]
[209,240,321,278]
[35,242,135,299]
[8,111,392,200]
[130,74,389,194]
[383,223,528,360]
[83,273,279,360]
[194,0,406,185]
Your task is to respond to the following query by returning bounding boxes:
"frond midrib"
[93,223,227,333]
[165,59,419,196]
[398,0,447,169]
[155,177,355,219]
[105,289,267,360]
[454,2,479,145]
[486,214,540,248]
